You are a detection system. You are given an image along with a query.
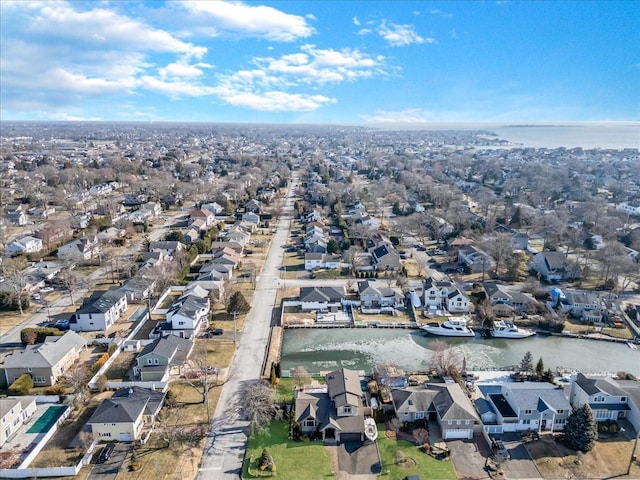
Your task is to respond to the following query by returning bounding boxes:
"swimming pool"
[27,405,69,433]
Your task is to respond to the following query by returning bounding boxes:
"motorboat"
[421,317,475,337]
[364,417,378,442]
[490,320,536,339]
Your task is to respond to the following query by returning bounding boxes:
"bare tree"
[290,366,312,389]
[182,344,219,424]
[1,256,29,314]
[430,340,463,376]
[241,380,277,436]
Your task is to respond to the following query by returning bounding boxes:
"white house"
[71,289,128,331]
[6,236,43,255]
[166,285,210,338]
[58,235,100,262]
[0,397,38,447]
[423,277,470,314]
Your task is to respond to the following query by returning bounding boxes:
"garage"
[339,433,363,443]
[118,432,133,442]
[444,429,473,439]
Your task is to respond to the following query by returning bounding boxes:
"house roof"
[326,368,361,404]
[574,373,631,398]
[392,389,438,414]
[4,331,86,370]
[538,251,569,270]
[299,286,345,303]
[432,384,481,421]
[168,294,209,320]
[488,393,517,418]
[502,383,571,414]
[76,289,126,315]
[137,334,193,365]
[88,387,165,424]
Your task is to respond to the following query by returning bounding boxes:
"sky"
[1,0,639,124]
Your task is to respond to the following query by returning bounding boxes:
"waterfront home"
[87,387,165,442]
[357,279,404,312]
[391,383,481,439]
[3,331,86,387]
[295,368,366,443]
[299,286,345,312]
[423,277,470,314]
[484,383,571,434]
[569,373,640,430]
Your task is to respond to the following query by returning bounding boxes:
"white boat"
[422,317,475,337]
[491,320,536,339]
[627,342,638,350]
[364,417,378,442]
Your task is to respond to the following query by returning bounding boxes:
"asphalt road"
[196,175,298,479]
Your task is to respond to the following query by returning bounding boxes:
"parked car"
[491,439,510,460]
[209,328,224,336]
[432,249,447,255]
[97,443,115,464]
[54,319,70,331]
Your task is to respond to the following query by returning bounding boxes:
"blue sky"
[1,1,638,123]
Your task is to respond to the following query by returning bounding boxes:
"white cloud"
[361,108,437,123]
[138,76,220,98]
[430,9,453,19]
[218,90,335,111]
[353,16,361,26]
[180,1,315,42]
[376,20,436,47]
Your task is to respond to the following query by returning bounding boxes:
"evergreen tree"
[327,238,340,254]
[535,357,545,379]
[227,291,250,315]
[564,404,597,452]
[520,351,534,373]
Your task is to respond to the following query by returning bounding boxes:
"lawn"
[526,434,640,479]
[243,421,334,479]
[377,431,456,480]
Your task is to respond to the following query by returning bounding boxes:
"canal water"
[281,328,640,376]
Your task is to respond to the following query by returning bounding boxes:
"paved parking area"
[337,441,381,477]
[448,434,492,479]
[500,436,541,479]
[88,443,129,480]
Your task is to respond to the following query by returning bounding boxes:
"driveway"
[336,441,381,477]
[448,434,492,479]
[88,442,129,480]
[500,435,541,479]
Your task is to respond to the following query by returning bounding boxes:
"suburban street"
[196,174,298,479]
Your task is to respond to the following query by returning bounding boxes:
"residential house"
[299,286,345,312]
[134,335,194,381]
[225,226,250,246]
[0,397,38,447]
[391,383,481,439]
[201,202,224,215]
[562,290,601,322]
[242,211,260,225]
[485,382,571,434]
[304,253,346,271]
[357,279,404,312]
[119,273,157,303]
[5,205,27,226]
[87,386,166,442]
[148,241,186,257]
[185,228,200,244]
[244,199,262,214]
[483,283,540,316]
[29,205,56,218]
[189,208,215,228]
[423,277,470,314]
[6,236,43,255]
[295,368,366,443]
[3,331,86,387]
[305,234,327,254]
[89,183,113,196]
[531,251,581,283]
[371,244,401,271]
[458,246,494,273]
[209,241,244,254]
[71,289,128,331]
[165,285,210,338]
[35,224,73,249]
[57,235,100,262]
[569,373,639,429]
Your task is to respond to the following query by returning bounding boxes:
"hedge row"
[9,373,34,395]
[21,327,63,345]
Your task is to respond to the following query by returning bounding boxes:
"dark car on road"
[207,328,224,336]
[97,443,115,464]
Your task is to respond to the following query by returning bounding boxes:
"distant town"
[1,122,639,480]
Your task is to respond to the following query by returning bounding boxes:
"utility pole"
[628,427,640,476]
[233,311,237,345]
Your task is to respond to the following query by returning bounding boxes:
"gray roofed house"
[299,286,345,312]
[87,387,166,442]
[570,373,639,430]
[3,330,86,387]
[72,289,128,331]
[391,384,480,439]
[531,251,581,282]
[134,335,194,381]
[148,241,186,256]
[487,382,571,433]
[294,368,366,444]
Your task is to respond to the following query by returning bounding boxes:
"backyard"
[526,432,640,479]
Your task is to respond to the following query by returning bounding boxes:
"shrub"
[45,385,66,395]
[9,373,34,395]
[91,353,110,374]
[21,327,63,345]
[258,448,276,471]
[107,343,118,356]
